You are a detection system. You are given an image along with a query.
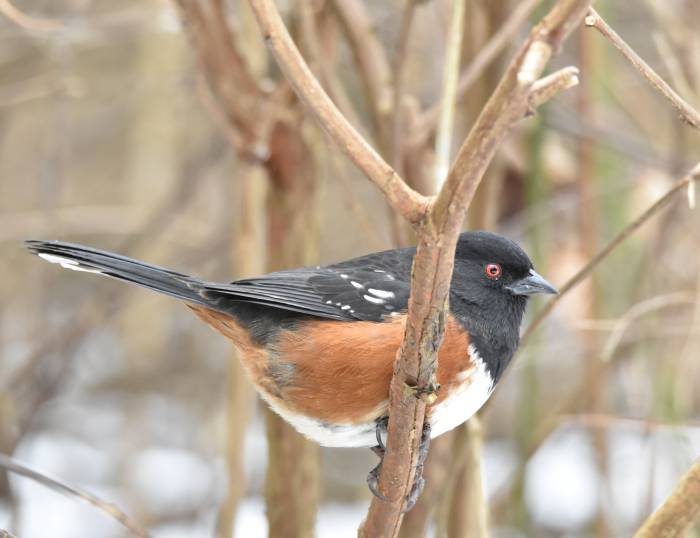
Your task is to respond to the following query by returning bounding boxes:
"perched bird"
[26,231,556,509]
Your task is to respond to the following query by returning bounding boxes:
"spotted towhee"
[26,231,556,508]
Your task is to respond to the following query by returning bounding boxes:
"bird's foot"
[365,417,432,512]
[403,420,431,512]
[366,416,389,501]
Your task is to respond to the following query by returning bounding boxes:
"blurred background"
[1,0,699,536]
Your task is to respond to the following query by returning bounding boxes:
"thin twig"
[298,0,366,133]
[523,162,700,341]
[416,0,541,144]
[431,0,589,230]
[528,67,580,111]
[0,454,148,538]
[331,0,393,145]
[433,0,467,190]
[633,455,700,538]
[390,0,419,174]
[585,8,700,130]
[388,0,421,247]
[600,292,695,362]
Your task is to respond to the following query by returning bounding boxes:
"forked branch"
[246,1,588,536]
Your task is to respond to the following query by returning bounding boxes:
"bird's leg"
[366,416,431,511]
[366,416,388,501]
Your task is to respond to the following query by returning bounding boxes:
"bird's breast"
[189,305,490,447]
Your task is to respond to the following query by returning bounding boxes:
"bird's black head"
[450,231,557,381]
[453,231,557,299]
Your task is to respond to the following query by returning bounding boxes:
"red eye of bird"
[485,263,502,279]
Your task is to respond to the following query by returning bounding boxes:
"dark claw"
[366,461,389,502]
[367,417,390,502]
[365,417,432,511]
[375,415,388,451]
[403,475,425,512]
[404,421,431,512]
[417,421,431,467]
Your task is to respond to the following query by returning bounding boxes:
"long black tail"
[25,240,212,307]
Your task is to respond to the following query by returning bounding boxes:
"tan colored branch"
[524,162,700,341]
[390,0,419,173]
[176,0,266,157]
[0,454,148,538]
[634,455,700,538]
[362,1,592,535]
[446,418,488,538]
[247,0,428,224]
[432,0,591,231]
[585,8,700,130]
[433,0,467,189]
[331,0,392,144]
[298,0,366,133]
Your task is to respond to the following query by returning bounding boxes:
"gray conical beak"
[506,268,558,296]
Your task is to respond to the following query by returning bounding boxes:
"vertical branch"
[389,0,420,247]
[390,0,419,175]
[446,418,488,538]
[331,0,393,145]
[397,434,453,538]
[263,117,320,538]
[178,3,323,535]
[434,0,467,190]
[415,0,541,144]
[216,164,265,538]
[576,21,609,538]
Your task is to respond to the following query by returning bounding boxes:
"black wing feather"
[204,249,414,321]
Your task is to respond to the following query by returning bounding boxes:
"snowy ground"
[3,422,700,537]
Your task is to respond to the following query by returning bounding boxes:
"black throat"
[449,286,527,383]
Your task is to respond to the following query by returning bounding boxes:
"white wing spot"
[325,300,333,304]
[373,269,385,273]
[363,294,384,305]
[340,274,349,279]
[350,281,363,289]
[368,288,394,299]
[341,305,351,310]
[38,253,103,274]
